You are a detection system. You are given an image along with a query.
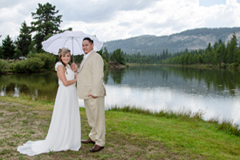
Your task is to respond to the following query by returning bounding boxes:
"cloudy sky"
[1,0,240,42]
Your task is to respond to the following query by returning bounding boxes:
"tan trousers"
[84,97,105,147]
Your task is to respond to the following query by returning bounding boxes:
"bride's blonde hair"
[58,47,71,57]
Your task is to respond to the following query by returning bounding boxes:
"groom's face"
[82,40,94,54]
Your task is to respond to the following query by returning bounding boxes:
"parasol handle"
[72,37,74,62]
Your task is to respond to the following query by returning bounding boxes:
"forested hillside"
[103,27,240,55]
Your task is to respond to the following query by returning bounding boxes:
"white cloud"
[0,0,240,42]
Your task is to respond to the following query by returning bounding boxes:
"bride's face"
[61,52,71,65]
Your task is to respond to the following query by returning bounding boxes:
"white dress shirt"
[80,50,93,68]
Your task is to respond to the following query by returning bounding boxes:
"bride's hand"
[71,62,78,72]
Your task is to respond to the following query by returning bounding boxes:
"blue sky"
[200,0,240,6]
[0,0,240,42]
[200,0,226,6]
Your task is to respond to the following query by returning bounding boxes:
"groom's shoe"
[81,138,95,144]
[90,145,104,152]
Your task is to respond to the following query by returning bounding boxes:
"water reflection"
[102,85,240,126]
[104,69,126,84]
[101,67,240,127]
[0,73,58,100]
[1,66,240,127]
[105,66,240,97]
[1,87,6,96]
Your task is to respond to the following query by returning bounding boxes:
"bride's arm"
[57,66,77,86]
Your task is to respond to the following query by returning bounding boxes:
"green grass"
[110,106,240,137]
[0,96,240,159]
[106,110,240,159]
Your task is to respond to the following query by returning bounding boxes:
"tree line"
[120,33,240,67]
[1,2,238,69]
[0,2,71,60]
[74,47,126,66]
[162,33,239,66]
[0,2,127,68]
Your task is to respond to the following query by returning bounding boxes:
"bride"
[17,48,81,156]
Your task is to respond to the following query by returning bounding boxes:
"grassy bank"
[0,96,240,159]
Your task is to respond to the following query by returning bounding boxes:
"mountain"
[102,27,240,55]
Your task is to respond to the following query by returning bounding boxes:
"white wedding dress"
[17,62,81,156]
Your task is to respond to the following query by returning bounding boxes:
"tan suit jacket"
[77,50,106,99]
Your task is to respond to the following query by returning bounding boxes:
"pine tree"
[226,33,237,63]
[214,43,225,65]
[103,47,109,61]
[236,47,240,64]
[16,21,32,56]
[232,33,238,63]
[0,46,3,59]
[188,52,193,64]
[110,48,126,65]
[204,43,212,64]
[31,2,71,52]
[213,42,219,50]
[193,53,198,64]
[2,35,15,59]
[197,54,203,64]
[31,3,62,35]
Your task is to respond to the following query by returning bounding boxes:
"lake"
[1,66,240,126]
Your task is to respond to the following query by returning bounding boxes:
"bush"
[34,53,57,69]
[12,58,44,72]
[220,63,228,69]
[9,63,15,70]
[13,60,27,72]
[7,52,56,73]
[0,60,9,72]
[26,58,45,72]
[229,63,239,68]
[27,51,35,58]
[73,55,83,64]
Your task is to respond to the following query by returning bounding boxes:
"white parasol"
[42,30,103,61]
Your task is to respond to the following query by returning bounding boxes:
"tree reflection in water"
[105,66,240,97]
[109,69,126,84]
[0,72,58,100]
[1,66,240,101]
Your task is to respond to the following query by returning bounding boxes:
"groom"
[77,37,106,152]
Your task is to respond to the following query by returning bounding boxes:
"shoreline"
[2,62,238,75]
[1,62,126,74]
[127,63,240,70]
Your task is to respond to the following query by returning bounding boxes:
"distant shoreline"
[2,62,239,75]
[127,63,240,70]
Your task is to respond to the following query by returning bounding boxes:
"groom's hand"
[88,94,98,99]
